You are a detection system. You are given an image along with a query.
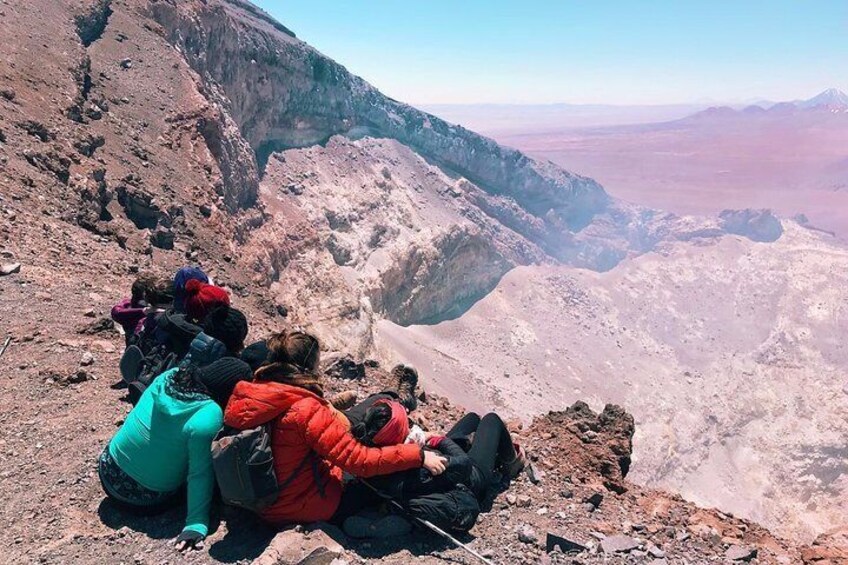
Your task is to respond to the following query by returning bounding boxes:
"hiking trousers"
[447,412,516,493]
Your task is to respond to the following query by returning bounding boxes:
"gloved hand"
[174,529,205,552]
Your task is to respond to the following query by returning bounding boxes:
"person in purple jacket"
[111,276,154,345]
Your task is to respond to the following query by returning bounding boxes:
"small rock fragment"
[518,525,538,545]
[0,263,21,276]
[726,546,757,562]
[600,535,640,554]
[584,492,604,509]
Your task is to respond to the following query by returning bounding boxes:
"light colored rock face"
[242,136,554,352]
[147,0,671,270]
[375,222,848,541]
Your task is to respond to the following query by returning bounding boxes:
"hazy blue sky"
[253,1,847,105]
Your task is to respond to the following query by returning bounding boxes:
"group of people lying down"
[100,266,526,551]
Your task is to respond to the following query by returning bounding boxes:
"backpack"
[211,425,279,512]
[405,484,480,532]
[120,313,224,405]
[211,425,322,512]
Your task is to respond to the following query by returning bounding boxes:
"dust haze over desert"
[1,0,847,563]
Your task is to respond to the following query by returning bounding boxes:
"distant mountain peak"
[799,88,848,109]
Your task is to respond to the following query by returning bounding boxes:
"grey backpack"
[211,424,319,512]
[211,425,279,512]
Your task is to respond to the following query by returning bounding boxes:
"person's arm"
[180,403,223,542]
[295,399,425,478]
[433,438,473,484]
[111,298,145,325]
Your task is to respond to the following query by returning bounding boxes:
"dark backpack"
[211,425,322,513]
[405,484,480,532]
[121,314,223,405]
[211,425,279,512]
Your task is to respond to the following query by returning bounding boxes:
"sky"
[253,1,848,106]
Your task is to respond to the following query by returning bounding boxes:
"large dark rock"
[719,208,783,242]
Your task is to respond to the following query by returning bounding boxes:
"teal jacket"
[109,368,222,537]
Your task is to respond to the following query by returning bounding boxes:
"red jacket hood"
[224,379,327,429]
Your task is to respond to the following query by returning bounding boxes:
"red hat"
[371,400,410,446]
[184,279,230,323]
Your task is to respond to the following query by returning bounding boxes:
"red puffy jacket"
[224,380,424,524]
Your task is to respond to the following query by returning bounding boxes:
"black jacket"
[367,438,481,532]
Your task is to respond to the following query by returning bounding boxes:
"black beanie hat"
[241,339,271,372]
[197,357,253,407]
[203,306,248,353]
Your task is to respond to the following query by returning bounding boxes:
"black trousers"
[447,413,516,487]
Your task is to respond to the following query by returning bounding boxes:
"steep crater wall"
[148,0,616,264]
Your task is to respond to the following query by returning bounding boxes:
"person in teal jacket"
[99,357,253,551]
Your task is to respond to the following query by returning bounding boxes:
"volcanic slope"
[376,221,848,542]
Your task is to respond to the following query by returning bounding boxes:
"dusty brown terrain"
[490,102,848,238]
[0,0,846,563]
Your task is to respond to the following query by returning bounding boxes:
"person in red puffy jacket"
[224,330,447,525]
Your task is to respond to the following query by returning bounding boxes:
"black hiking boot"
[501,442,528,480]
[393,364,419,412]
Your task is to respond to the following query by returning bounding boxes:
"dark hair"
[266,330,320,374]
[131,275,155,307]
[145,275,175,307]
[351,403,392,447]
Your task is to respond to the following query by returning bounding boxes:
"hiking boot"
[119,345,144,384]
[329,390,358,411]
[393,364,418,412]
[502,442,528,480]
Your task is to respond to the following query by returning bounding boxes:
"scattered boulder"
[150,227,175,250]
[253,527,343,565]
[515,494,532,508]
[323,354,365,380]
[600,535,640,554]
[0,263,21,276]
[517,524,538,545]
[584,492,604,509]
[80,352,95,366]
[725,545,758,562]
[545,532,587,554]
[66,370,91,384]
[78,317,116,335]
[719,208,783,242]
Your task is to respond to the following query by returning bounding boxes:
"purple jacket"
[111,298,146,341]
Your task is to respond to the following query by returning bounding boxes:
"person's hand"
[174,530,205,552]
[423,450,447,475]
[423,430,441,440]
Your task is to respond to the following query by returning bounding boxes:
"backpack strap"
[276,448,314,493]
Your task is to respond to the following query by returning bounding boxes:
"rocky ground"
[1,260,840,564]
[1,0,846,563]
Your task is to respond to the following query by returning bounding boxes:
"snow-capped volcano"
[798,87,848,110]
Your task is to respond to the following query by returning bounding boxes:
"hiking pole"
[358,479,497,565]
[0,336,10,359]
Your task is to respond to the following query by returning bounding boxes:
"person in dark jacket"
[172,266,209,314]
[346,407,527,536]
